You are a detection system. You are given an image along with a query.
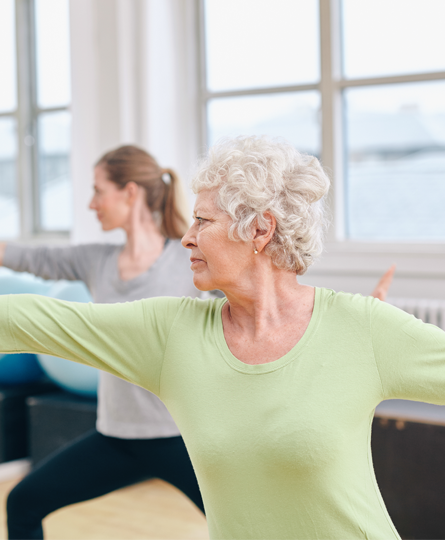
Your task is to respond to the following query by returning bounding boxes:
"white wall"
[144,0,202,194]
[69,0,199,245]
[301,242,445,299]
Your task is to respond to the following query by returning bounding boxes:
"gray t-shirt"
[3,240,201,438]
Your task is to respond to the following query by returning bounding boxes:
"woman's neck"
[224,260,314,337]
[119,198,166,280]
[221,267,315,365]
[123,220,165,260]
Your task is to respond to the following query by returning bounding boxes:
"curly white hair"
[191,136,330,275]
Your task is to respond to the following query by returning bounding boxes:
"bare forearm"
[371,264,396,301]
[0,243,6,266]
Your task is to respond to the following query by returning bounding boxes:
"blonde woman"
[1,146,204,539]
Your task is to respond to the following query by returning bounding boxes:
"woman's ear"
[253,212,276,253]
[124,181,140,205]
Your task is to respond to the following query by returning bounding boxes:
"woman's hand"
[0,243,6,266]
[371,265,396,301]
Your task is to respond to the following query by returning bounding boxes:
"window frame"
[198,0,445,254]
[2,0,71,241]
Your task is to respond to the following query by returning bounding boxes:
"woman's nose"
[181,225,196,249]
[89,195,98,210]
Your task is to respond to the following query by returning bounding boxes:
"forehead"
[93,166,113,187]
[193,189,219,214]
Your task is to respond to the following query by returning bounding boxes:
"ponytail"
[159,168,189,238]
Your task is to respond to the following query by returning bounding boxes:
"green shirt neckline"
[214,286,323,375]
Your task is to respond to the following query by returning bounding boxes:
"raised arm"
[0,243,6,267]
[1,243,101,284]
[0,294,181,395]
[371,297,445,404]
[370,264,396,301]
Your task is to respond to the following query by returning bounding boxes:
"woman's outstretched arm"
[0,294,181,395]
[371,297,445,404]
[1,243,104,284]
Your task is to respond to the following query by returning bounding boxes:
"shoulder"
[154,240,192,273]
[318,287,374,312]
[318,287,424,334]
[71,243,122,266]
[163,240,189,261]
[143,295,225,315]
[140,295,225,332]
[141,295,225,319]
[72,243,122,255]
[316,287,380,329]
[155,240,201,296]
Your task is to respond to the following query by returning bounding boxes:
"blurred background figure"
[0,145,205,539]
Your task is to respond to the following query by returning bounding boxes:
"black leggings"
[7,430,204,540]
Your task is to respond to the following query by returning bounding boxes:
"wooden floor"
[0,476,208,540]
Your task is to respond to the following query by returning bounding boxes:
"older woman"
[0,136,441,540]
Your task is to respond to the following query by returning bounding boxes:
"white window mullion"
[15,0,38,239]
[198,0,209,152]
[319,0,344,241]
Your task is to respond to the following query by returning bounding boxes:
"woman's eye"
[196,217,204,223]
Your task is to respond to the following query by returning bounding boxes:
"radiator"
[387,298,445,330]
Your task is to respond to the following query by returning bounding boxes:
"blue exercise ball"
[0,353,45,386]
[0,268,53,296]
[0,269,50,385]
[37,281,99,398]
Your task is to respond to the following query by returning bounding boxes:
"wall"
[301,242,445,299]
[69,0,199,245]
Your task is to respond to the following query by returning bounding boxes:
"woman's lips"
[190,258,206,268]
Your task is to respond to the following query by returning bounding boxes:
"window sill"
[308,240,445,280]
[325,240,445,256]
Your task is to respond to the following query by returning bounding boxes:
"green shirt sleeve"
[0,294,182,395]
[370,297,445,404]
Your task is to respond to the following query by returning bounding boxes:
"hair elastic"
[161,172,171,185]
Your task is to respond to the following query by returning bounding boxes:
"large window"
[202,0,321,158]
[0,0,71,240]
[201,0,445,243]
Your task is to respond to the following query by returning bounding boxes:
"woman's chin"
[100,222,114,232]
[193,273,216,292]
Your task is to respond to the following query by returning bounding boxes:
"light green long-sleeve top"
[1,287,445,539]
